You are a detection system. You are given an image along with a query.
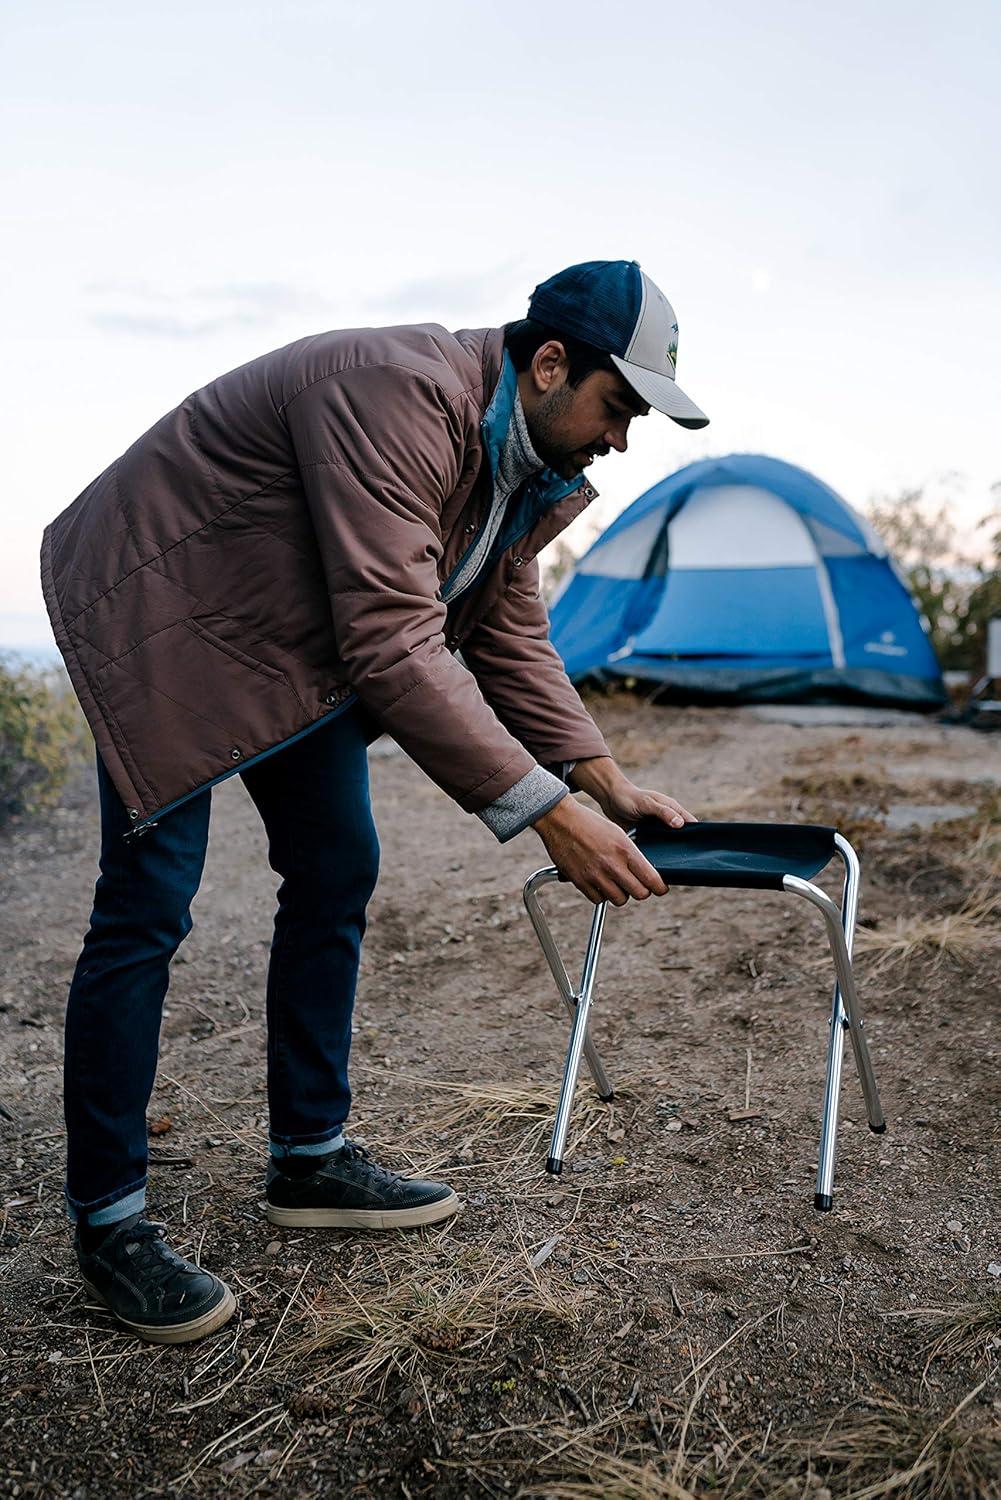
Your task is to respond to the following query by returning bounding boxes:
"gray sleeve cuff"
[476,765,569,843]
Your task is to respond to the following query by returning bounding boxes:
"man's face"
[523,358,650,481]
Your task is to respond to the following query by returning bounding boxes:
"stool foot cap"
[869,1121,887,1134]
[598,1091,615,1103]
[545,1156,563,1176]
[814,1192,833,1212]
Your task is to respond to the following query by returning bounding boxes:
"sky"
[2,0,999,655]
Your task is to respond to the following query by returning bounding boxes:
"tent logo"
[864,630,908,658]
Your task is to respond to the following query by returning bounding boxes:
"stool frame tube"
[783,833,885,1211]
[523,832,885,1207]
[523,870,611,1173]
[523,869,614,1105]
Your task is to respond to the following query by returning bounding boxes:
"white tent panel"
[805,516,869,559]
[577,506,666,579]
[669,486,817,570]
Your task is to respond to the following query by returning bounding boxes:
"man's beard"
[524,384,582,478]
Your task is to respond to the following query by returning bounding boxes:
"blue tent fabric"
[549,454,945,708]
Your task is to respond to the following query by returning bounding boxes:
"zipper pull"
[123,820,159,846]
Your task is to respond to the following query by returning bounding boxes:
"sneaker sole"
[265,1190,461,1230]
[82,1278,237,1345]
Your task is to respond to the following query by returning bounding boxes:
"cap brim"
[610,355,709,429]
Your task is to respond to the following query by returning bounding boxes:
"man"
[42,259,708,1345]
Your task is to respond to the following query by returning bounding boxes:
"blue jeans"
[63,706,381,1227]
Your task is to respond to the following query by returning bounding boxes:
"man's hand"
[570,756,698,832]
[531,756,698,906]
[532,796,668,905]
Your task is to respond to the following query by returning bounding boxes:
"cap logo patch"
[667,323,678,375]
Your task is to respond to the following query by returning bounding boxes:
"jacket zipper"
[123,690,357,842]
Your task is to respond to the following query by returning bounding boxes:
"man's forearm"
[567,755,629,802]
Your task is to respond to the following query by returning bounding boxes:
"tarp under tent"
[549,454,945,708]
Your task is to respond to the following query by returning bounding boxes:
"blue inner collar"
[481,351,587,509]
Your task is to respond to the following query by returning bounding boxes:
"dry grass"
[849,792,1001,975]
[887,1294,1001,1384]
[291,1232,583,1404]
[514,1433,700,1499]
[964,820,1001,879]
[855,882,1001,972]
[486,1392,1001,1500]
[393,1075,588,1136]
[796,1386,1001,1499]
[360,1066,629,1178]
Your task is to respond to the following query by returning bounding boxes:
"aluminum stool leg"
[524,869,614,1102]
[785,835,885,1211]
[810,840,855,1211]
[545,898,608,1174]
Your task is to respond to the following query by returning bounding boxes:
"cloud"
[86,262,532,338]
[92,310,264,339]
[370,260,527,320]
[86,280,336,339]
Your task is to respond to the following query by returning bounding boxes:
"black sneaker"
[265,1140,460,1230]
[76,1216,236,1345]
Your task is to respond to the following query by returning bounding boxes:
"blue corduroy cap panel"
[528,260,642,357]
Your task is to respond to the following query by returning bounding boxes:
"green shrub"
[866,487,1001,672]
[0,655,89,826]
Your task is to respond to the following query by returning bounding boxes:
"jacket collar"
[479,341,599,511]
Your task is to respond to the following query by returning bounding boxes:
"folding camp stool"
[523,820,886,1211]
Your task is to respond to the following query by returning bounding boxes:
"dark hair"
[502,318,616,387]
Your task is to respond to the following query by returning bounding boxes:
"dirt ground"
[1,693,998,1498]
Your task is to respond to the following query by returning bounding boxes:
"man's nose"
[604,420,629,453]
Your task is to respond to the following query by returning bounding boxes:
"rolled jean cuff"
[476,766,569,843]
[269,1130,345,1159]
[64,1181,147,1226]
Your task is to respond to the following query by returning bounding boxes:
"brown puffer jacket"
[41,324,609,834]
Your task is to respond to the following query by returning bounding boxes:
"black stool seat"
[633,819,837,890]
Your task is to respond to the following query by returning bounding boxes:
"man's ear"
[529,340,568,395]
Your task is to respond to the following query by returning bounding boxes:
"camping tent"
[549,454,945,707]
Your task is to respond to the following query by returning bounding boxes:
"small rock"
[946,1220,962,1232]
[47,1351,63,1363]
[265,1240,281,1256]
[220,1451,255,1474]
[987,1262,1001,1277]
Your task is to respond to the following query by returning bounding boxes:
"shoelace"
[338,1141,407,1189]
[120,1221,197,1287]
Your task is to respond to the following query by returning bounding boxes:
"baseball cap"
[527,260,709,429]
